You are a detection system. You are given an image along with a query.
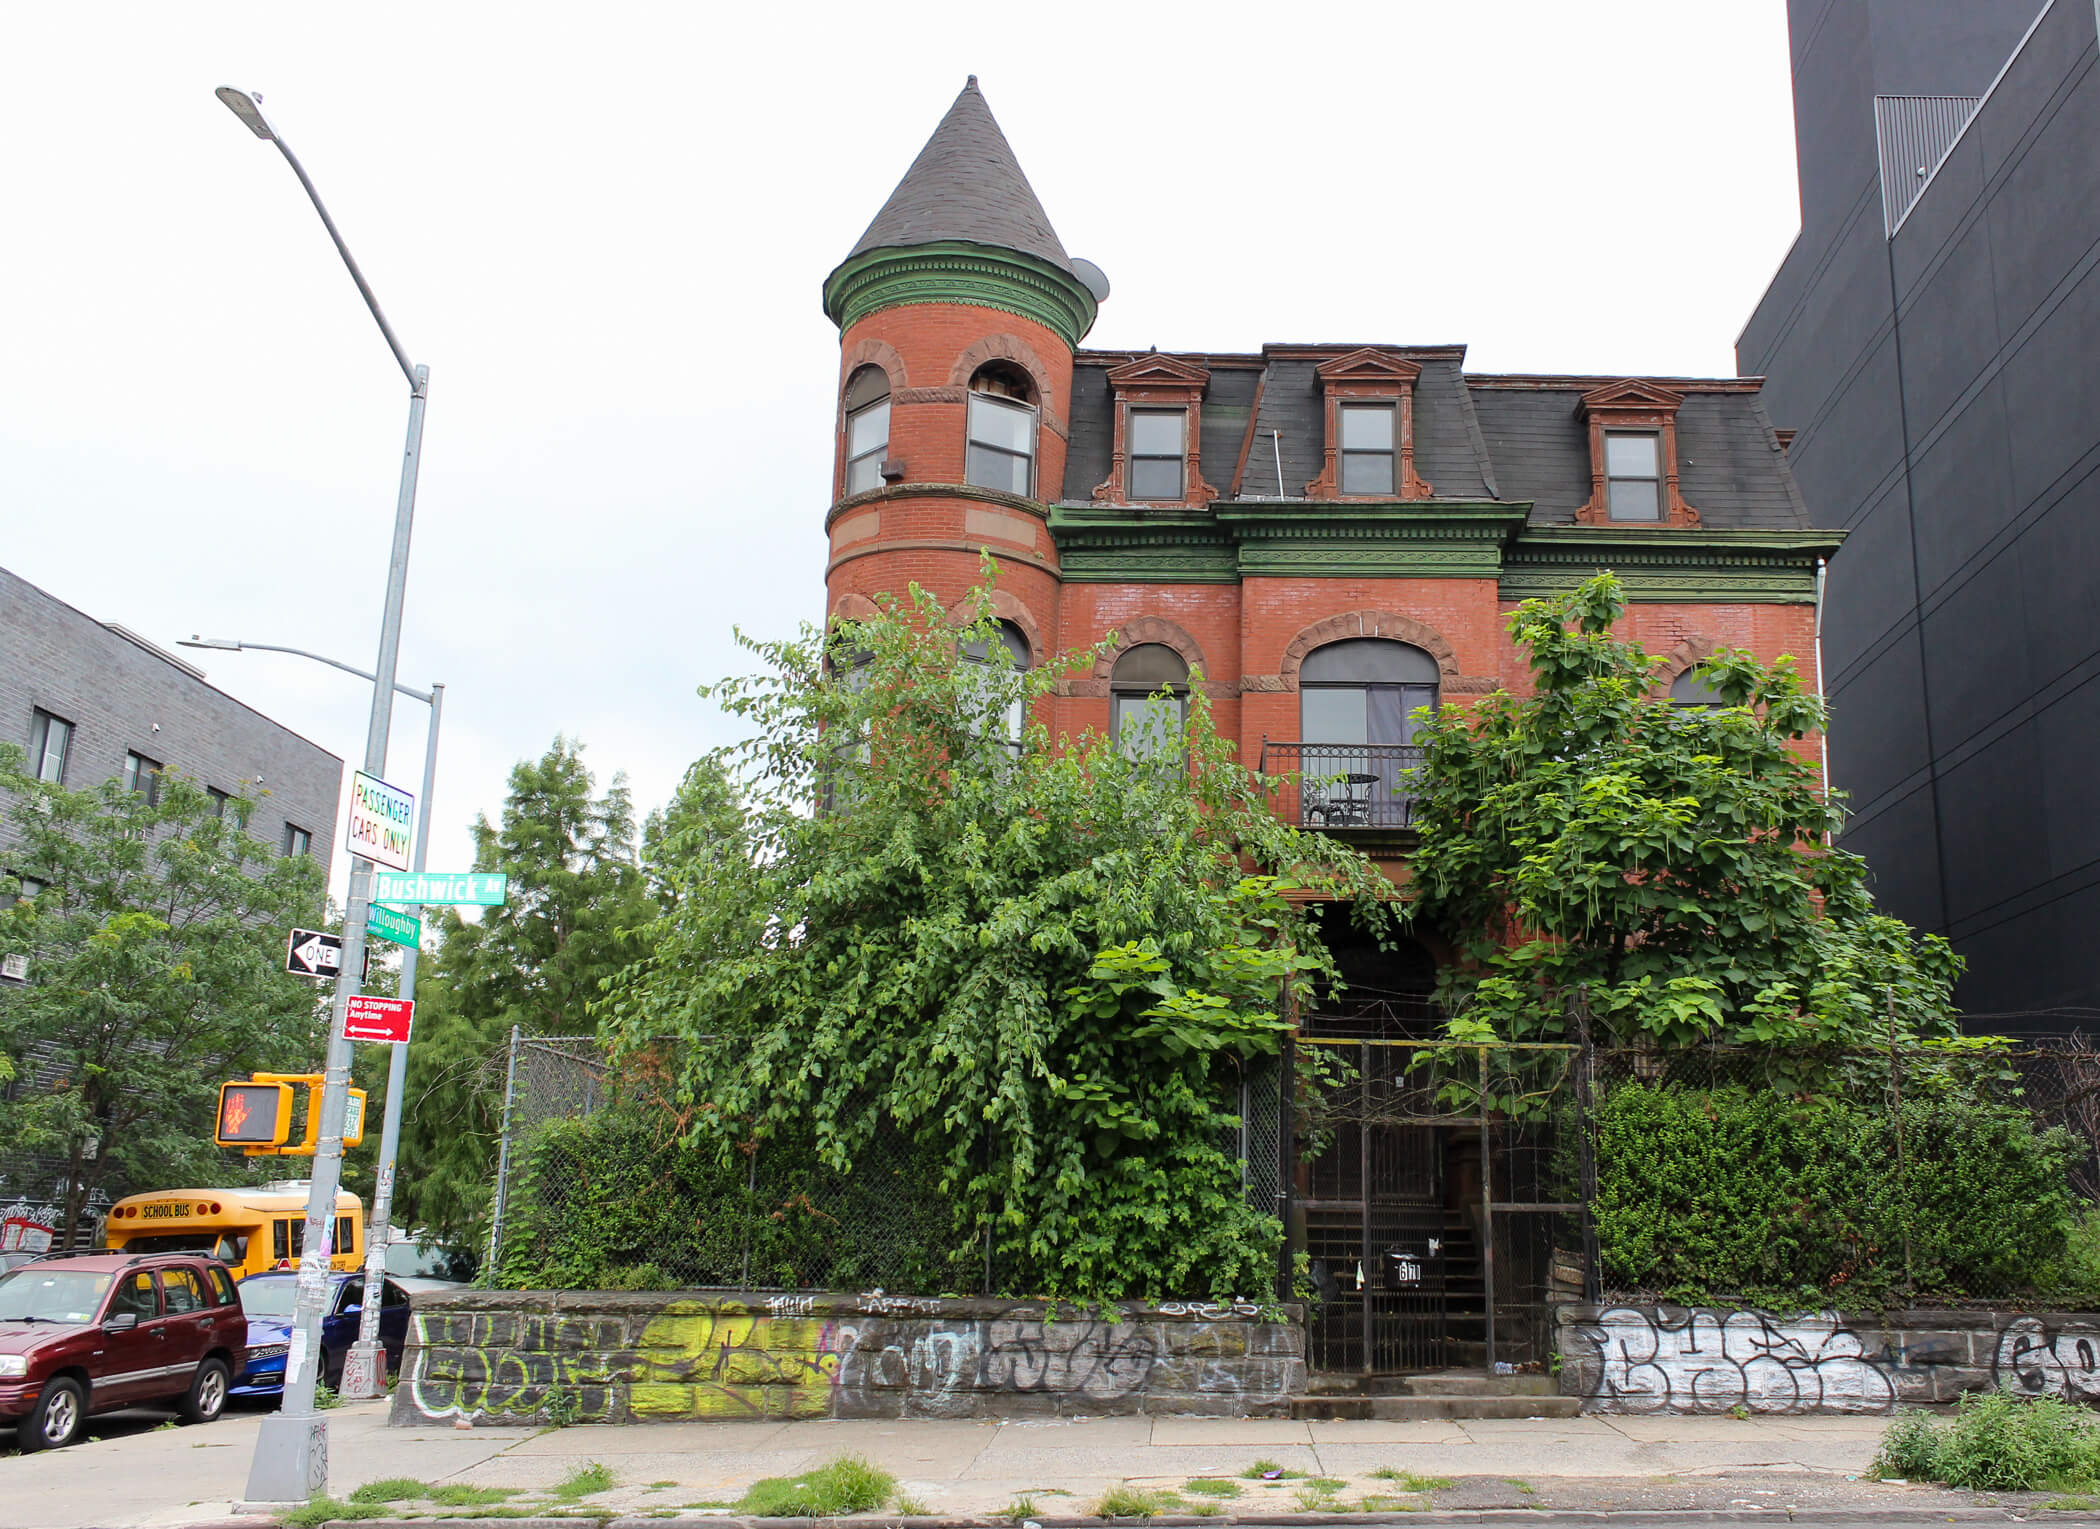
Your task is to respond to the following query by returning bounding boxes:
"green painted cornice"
[1048,502,1844,598]
[823,240,1099,347]
[1499,526,1847,604]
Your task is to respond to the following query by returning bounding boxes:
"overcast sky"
[1,2,1803,901]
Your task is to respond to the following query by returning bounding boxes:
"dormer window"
[1605,431,1662,521]
[843,366,891,496]
[966,363,1037,497]
[1576,380,1700,526]
[1339,404,1396,495]
[1307,349,1428,500]
[1128,409,1187,501]
[1091,353,1216,507]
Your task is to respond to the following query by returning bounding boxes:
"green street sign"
[365,903,420,947]
[371,871,509,907]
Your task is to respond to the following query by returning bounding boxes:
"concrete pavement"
[0,1399,2032,1527]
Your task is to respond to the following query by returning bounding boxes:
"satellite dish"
[1071,257,1111,304]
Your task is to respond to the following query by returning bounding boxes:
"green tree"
[1405,572,1962,1047]
[393,737,653,1248]
[599,579,1393,1300]
[0,749,329,1245]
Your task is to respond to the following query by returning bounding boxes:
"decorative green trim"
[823,241,1099,347]
[1500,527,1847,604]
[1047,503,1845,597]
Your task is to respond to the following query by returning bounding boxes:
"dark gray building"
[2,565,342,878]
[1739,0,2100,1029]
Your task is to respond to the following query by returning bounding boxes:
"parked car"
[0,1251,243,1451]
[231,1272,411,1397]
[382,1236,476,1295]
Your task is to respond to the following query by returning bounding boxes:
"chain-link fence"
[483,1029,1285,1298]
[481,1026,2100,1357]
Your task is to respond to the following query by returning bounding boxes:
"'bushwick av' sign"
[346,770,415,872]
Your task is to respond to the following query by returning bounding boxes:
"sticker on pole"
[346,770,415,871]
[343,994,414,1045]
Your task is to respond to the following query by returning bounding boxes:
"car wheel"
[179,1358,230,1424]
[322,1349,342,1391]
[19,1376,85,1452]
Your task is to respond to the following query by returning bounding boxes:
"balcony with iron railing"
[1258,741,1424,834]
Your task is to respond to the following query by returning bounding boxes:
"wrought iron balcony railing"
[1258,741,1424,831]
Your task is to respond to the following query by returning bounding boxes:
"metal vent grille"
[1875,95,1980,235]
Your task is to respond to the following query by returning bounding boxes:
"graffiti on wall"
[1995,1317,2100,1404]
[405,1313,626,1422]
[397,1296,1295,1423]
[1567,1307,1897,1414]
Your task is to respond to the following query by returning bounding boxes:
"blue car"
[232,1272,411,1397]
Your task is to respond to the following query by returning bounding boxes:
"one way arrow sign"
[285,928,343,979]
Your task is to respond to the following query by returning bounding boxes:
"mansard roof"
[842,77,1075,276]
[1059,345,1811,531]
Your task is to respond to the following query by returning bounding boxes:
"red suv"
[0,1252,243,1451]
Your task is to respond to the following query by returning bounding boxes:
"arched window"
[960,620,1033,745]
[843,366,891,496]
[1110,643,1189,761]
[1298,639,1440,829]
[1670,668,1726,708]
[965,362,1037,497]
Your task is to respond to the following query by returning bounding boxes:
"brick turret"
[819,78,1104,663]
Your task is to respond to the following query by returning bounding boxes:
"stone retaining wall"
[1557,1303,2100,1414]
[389,1290,1305,1425]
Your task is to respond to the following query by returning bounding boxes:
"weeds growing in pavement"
[1182,1477,1241,1497]
[1369,1468,1453,1491]
[283,1497,385,1528]
[1873,1392,2100,1492]
[551,1462,617,1500]
[734,1455,896,1516]
[349,1479,430,1503]
[430,1484,518,1506]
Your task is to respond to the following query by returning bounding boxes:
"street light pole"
[177,639,440,1397]
[215,85,429,1506]
[342,681,441,1397]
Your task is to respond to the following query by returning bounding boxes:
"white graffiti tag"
[1571,1307,1896,1415]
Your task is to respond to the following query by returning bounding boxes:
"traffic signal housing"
[215,1082,292,1149]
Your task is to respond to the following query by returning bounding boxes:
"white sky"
[1,1,1803,902]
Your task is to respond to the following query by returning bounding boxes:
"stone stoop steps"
[1289,1369,1580,1420]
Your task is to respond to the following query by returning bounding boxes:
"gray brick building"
[0,564,342,877]
[1,564,342,1246]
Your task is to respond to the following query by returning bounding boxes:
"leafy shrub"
[1931,1392,2100,1492]
[1595,1082,2075,1304]
[1871,1409,1946,1480]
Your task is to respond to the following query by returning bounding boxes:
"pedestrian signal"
[215,1082,292,1148]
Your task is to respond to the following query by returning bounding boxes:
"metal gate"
[1295,1034,1581,1374]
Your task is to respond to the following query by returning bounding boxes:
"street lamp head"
[215,87,276,141]
[179,635,243,651]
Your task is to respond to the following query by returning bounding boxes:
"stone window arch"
[1110,644,1189,760]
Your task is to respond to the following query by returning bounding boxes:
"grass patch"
[284,1498,387,1528]
[1093,1486,1185,1518]
[434,1510,538,1522]
[1241,1458,1304,1480]
[314,1383,342,1411]
[1505,1478,1537,1495]
[893,1495,931,1516]
[1369,1468,1453,1491]
[2045,1494,2100,1512]
[430,1485,518,1507]
[1187,1504,1222,1518]
[551,1462,617,1501]
[1307,1477,1346,1491]
[1292,1483,1343,1512]
[647,1481,678,1490]
[735,1455,895,1516]
[1182,1478,1242,1497]
[994,1497,1039,1522]
[349,1479,431,1504]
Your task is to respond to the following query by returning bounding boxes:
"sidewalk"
[0,1400,2039,1528]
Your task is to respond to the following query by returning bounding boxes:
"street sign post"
[285,929,343,979]
[346,770,415,872]
[343,994,414,1045]
[365,903,420,946]
[370,870,507,906]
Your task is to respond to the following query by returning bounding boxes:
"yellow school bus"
[102,1182,363,1282]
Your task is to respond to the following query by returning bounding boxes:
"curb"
[252,1511,2045,1529]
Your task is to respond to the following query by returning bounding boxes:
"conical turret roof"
[845,77,1074,274]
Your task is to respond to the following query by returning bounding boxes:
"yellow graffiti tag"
[630,1301,842,1421]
